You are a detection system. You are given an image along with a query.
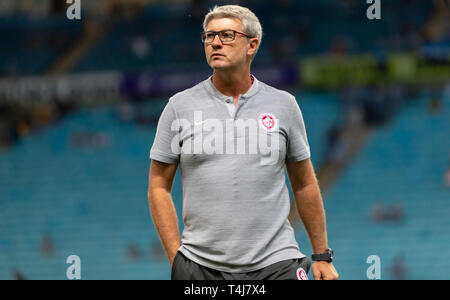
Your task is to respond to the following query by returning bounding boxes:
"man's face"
[204,17,255,71]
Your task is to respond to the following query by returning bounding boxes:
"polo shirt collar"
[204,74,260,102]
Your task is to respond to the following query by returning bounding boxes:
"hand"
[312,261,339,280]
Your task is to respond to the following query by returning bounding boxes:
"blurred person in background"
[429,90,442,114]
[148,4,338,280]
[390,252,408,280]
[371,202,404,223]
[41,234,54,258]
[11,269,26,280]
[445,158,450,188]
[126,243,142,262]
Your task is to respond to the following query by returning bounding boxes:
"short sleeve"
[286,96,311,163]
[150,99,180,164]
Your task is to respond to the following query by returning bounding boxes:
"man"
[148,5,339,280]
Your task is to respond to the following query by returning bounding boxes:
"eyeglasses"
[200,30,252,44]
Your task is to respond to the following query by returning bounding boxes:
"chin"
[209,61,230,69]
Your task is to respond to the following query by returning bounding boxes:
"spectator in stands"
[41,234,54,257]
[151,240,165,260]
[445,163,450,188]
[7,122,20,146]
[53,96,77,121]
[371,203,385,223]
[127,243,141,261]
[401,23,423,51]
[117,102,136,123]
[12,269,26,280]
[429,90,442,114]
[362,85,393,125]
[0,118,19,148]
[30,104,54,130]
[390,252,407,280]
[371,203,404,223]
[330,36,351,56]
[131,34,151,59]
[325,123,350,166]
[389,203,404,222]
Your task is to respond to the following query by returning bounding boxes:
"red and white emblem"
[259,113,277,131]
[296,267,308,280]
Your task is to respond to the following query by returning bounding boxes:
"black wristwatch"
[311,248,334,263]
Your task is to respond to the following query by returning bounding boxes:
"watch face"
[328,249,334,262]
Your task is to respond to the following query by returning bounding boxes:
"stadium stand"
[294,93,450,279]
[74,0,433,73]
[0,15,82,76]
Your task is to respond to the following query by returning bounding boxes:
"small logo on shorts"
[296,267,308,280]
[259,113,276,131]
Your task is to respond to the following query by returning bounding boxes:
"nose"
[211,34,223,48]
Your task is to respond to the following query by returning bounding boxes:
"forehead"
[206,17,243,32]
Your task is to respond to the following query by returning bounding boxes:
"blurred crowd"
[0,0,449,152]
[0,100,77,149]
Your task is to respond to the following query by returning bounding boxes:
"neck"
[211,68,253,99]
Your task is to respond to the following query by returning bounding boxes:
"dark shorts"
[171,251,312,280]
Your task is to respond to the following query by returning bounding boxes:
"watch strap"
[311,248,333,262]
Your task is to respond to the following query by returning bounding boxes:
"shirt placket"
[231,95,248,120]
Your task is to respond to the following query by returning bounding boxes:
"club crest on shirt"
[296,267,308,280]
[259,113,277,132]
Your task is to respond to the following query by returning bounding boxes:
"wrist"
[311,248,334,263]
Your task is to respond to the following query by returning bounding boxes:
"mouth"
[211,53,225,58]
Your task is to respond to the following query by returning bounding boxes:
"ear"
[247,38,259,56]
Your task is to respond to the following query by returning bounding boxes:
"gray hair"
[203,5,263,53]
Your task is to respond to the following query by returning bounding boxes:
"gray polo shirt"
[150,75,311,273]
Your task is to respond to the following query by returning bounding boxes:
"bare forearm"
[148,188,181,264]
[294,182,328,254]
